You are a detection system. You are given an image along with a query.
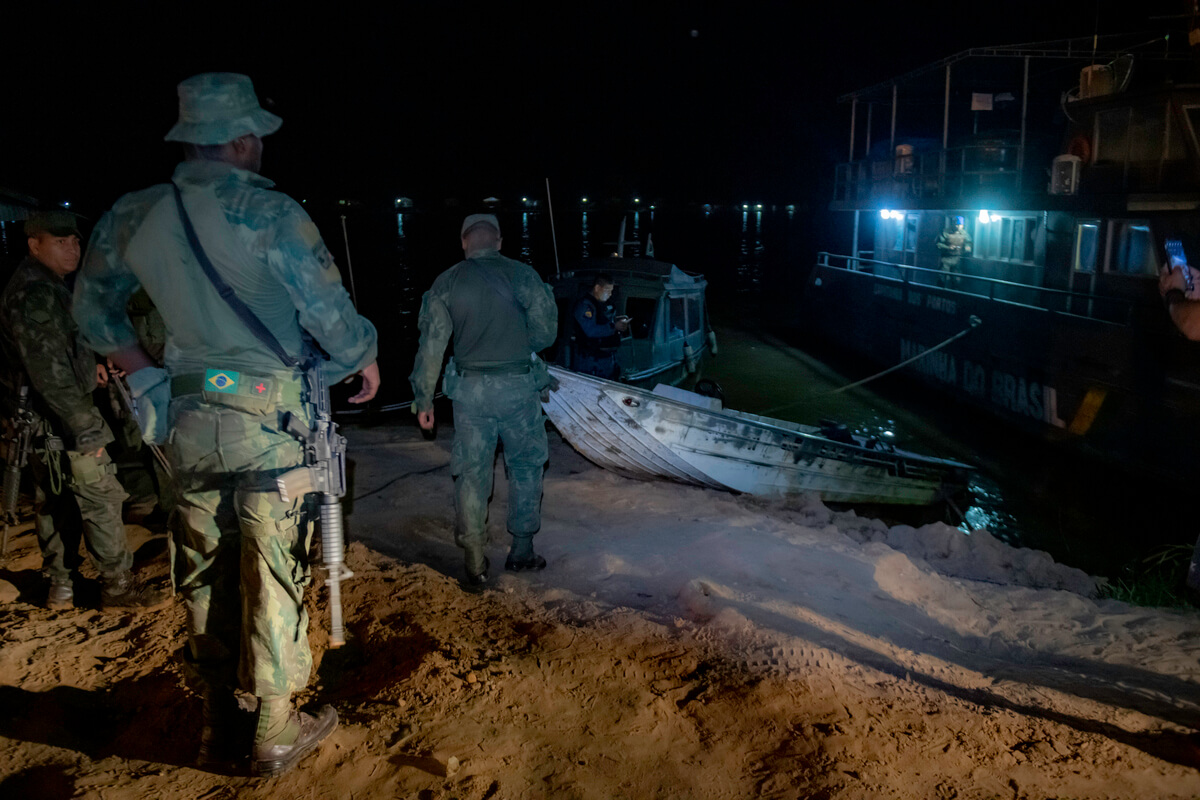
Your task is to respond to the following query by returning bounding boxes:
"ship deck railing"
[816,251,1133,325]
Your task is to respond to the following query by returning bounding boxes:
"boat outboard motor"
[818,419,857,445]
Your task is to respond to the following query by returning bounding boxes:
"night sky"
[2,1,1176,219]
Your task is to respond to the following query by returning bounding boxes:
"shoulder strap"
[171,182,300,369]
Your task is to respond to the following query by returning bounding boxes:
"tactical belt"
[455,362,531,378]
[171,371,304,407]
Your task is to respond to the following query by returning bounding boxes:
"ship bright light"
[978,210,992,223]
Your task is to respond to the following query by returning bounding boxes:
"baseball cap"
[461,213,500,237]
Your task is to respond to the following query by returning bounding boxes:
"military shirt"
[409,247,556,412]
[74,160,377,382]
[0,256,112,451]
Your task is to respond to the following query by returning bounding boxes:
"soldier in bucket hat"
[74,72,380,776]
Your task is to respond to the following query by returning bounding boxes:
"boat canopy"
[566,257,704,291]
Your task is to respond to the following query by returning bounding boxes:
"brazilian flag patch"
[205,369,240,394]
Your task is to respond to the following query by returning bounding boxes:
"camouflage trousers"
[31,444,131,584]
[168,396,312,699]
[449,373,548,550]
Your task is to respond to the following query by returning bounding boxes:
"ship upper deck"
[832,33,1200,212]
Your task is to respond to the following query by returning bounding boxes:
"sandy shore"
[1,421,1198,799]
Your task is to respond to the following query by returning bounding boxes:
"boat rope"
[335,391,445,418]
[759,315,982,416]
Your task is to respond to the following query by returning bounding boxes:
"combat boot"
[250,697,338,778]
[100,571,169,610]
[463,546,489,589]
[46,580,74,611]
[505,531,546,572]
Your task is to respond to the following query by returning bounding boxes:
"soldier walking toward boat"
[0,210,167,612]
[409,213,557,587]
[73,72,380,776]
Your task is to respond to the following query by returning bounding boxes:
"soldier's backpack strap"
[171,182,301,370]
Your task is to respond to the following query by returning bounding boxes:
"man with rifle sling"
[74,73,380,777]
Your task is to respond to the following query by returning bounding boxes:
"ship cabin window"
[624,296,657,340]
[1094,108,1130,163]
[686,296,702,335]
[1073,220,1101,274]
[668,296,685,339]
[1110,221,1156,276]
[888,213,919,264]
[977,214,1036,263]
[1182,106,1200,157]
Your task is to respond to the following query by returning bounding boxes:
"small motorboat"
[542,366,972,506]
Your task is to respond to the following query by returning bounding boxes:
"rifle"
[110,371,173,477]
[276,362,351,648]
[2,385,36,556]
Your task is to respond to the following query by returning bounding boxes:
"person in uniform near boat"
[0,209,167,612]
[409,213,557,587]
[936,215,972,287]
[73,72,380,776]
[1159,248,1200,593]
[571,273,629,379]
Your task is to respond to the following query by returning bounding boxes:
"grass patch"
[1100,543,1200,609]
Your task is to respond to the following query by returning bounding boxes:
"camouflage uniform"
[410,241,557,573]
[936,220,973,285]
[75,158,377,701]
[0,255,131,585]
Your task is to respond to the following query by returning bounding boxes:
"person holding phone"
[571,273,628,379]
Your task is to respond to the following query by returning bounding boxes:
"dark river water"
[3,199,1190,584]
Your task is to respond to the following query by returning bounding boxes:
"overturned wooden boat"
[542,366,972,506]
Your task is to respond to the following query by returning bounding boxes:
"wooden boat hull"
[542,366,970,506]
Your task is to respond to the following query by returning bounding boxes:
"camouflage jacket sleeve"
[516,269,558,352]
[266,200,378,382]
[409,275,452,413]
[74,209,143,356]
[10,284,112,451]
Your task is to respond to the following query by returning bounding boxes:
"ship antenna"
[545,177,561,278]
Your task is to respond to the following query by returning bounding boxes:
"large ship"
[803,32,1200,480]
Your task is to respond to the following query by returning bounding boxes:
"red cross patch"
[255,382,266,394]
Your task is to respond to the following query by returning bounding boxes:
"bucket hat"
[164,73,282,145]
